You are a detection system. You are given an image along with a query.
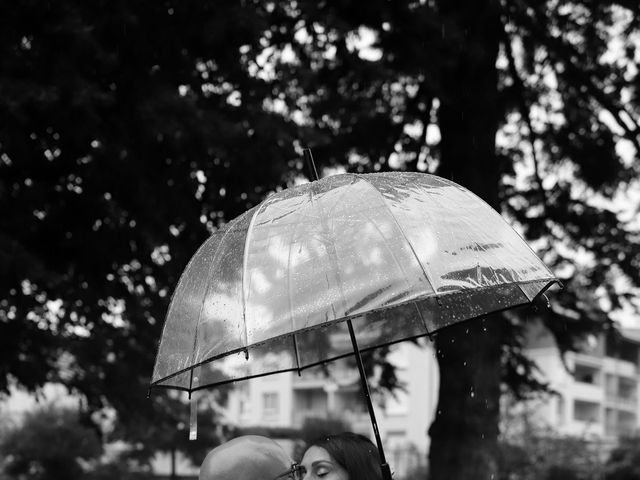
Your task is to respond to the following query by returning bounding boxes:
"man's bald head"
[199,435,292,480]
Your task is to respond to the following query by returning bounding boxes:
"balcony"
[571,381,603,403]
[573,352,603,367]
[568,359,603,406]
[603,357,637,377]
[292,409,324,428]
[293,365,360,389]
[605,392,637,411]
[605,375,637,411]
[291,408,370,431]
[294,373,331,389]
[573,361,601,384]
[565,419,603,438]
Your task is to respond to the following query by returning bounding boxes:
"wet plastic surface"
[151,172,556,391]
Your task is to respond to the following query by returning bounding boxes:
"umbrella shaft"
[346,319,392,480]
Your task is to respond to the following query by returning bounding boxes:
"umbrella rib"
[349,174,440,299]
[354,204,431,333]
[307,185,350,316]
[188,226,240,392]
[450,189,502,286]
[308,181,392,480]
[324,175,360,216]
[286,204,303,374]
[436,176,549,285]
[151,232,218,385]
[425,183,492,287]
[241,197,274,357]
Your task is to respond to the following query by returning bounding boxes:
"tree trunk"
[428,1,503,479]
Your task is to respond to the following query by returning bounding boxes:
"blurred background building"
[219,319,640,476]
[524,322,640,446]
[3,322,639,478]
[223,339,439,477]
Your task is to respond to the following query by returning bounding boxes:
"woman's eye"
[316,469,329,477]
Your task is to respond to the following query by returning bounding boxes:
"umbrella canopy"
[151,172,557,393]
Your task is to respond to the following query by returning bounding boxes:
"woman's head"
[300,432,382,480]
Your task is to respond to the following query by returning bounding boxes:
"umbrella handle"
[346,319,393,480]
[189,376,199,440]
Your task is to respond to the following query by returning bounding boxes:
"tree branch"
[513,0,640,154]
[499,18,552,223]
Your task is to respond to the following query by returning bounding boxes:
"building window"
[386,390,409,415]
[574,363,600,385]
[618,377,637,402]
[239,397,249,415]
[618,411,636,437]
[573,400,600,423]
[300,390,316,410]
[605,335,640,363]
[262,392,279,419]
[556,394,565,425]
[605,408,617,436]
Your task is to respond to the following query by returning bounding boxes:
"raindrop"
[470,390,475,398]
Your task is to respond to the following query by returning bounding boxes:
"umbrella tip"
[303,147,319,181]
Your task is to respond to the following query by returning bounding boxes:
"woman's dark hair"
[310,432,382,480]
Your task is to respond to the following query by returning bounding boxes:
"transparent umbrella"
[150,153,557,480]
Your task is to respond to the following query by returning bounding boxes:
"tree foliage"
[0,406,102,480]
[0,0,298,457]
[603,437,640,480]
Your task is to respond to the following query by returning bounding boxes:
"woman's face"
[300,446,349,480]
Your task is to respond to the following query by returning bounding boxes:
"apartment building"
[224,339,439,474]
[525,322,640,441]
